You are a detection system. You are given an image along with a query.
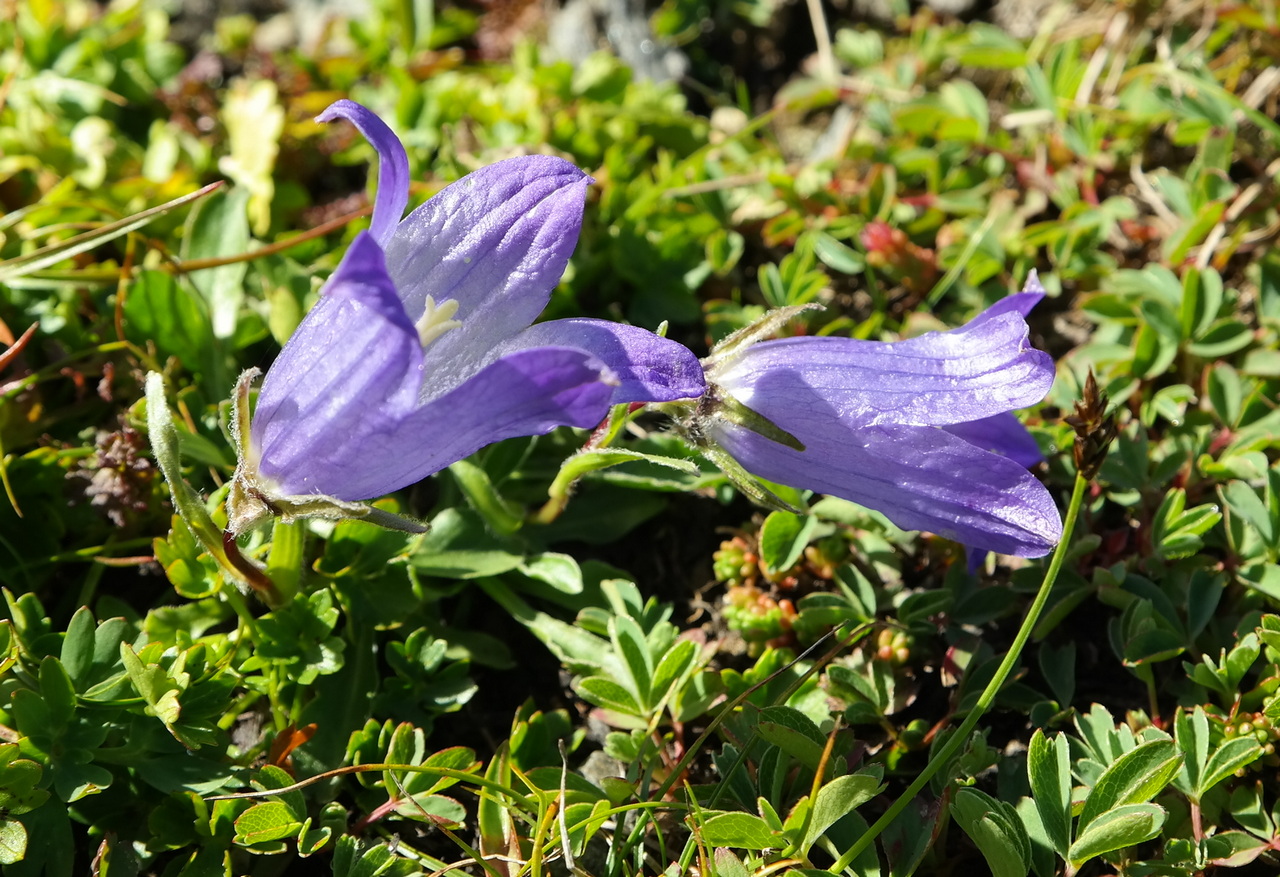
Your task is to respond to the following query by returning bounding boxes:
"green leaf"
[38,657,76,727]
[954,24,1027,68]
[0,820,27,866]
[1205,830,1269,867]
[713,848,752,877]
[699,811,781,849]
[1077,740,1181,832]
[1200,735,1264,798]
[518,553,583,595]
[0,622,16,678]
[233,801,302,846]
[392,793,466,825]
[119,643,182,727]
[59,607,95,687]
[812,231,865,275]
[126,272,216,376]
[1068,803,1165,867]
[756,706,827,771]
[297,822,331,857]
[1014,796,1057,877]
[650,638,698,704]
[1221,481,1274,547]
[802,769,885,852]
[758,511,818,575]
[448,459,524,535]
[573,676,641,717]
[1186,319,1252,359]
[610,614,653,708]
[411,508,524,579]
[949,787,1030,877]
[182,186,250,340]
[253,764,306,822]
[0,746,50,816]
[154,516,219,600]
[1174,706,1210,799]
[1207,363,1243,426]
[1027,730,1071,859]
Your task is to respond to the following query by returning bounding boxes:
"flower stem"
[832,472,1089,872]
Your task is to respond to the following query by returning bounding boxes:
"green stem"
[832,473,1089,872]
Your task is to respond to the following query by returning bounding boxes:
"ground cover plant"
[3,0,1280,875]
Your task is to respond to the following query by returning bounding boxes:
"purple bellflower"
[228,100,704,533]
[678,275,1062,557]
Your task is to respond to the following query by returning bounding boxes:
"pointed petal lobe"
[317,100,410,248]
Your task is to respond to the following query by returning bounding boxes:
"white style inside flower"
[415,295,462,349]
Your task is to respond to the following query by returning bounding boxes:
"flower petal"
[384,156,591,389]
[316,100,410,249]
[505,318,706,404]
[966,271,1045,327]
[944,412,1044,469]
[297,346,617,501]
[709,417,1062,557]
[253,232,422,496]
[714,310,1053,428]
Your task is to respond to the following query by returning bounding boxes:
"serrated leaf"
[1068,803,1165,867]
[119,643,182,728]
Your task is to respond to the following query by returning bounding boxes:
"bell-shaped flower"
[686,275,1062,557]
[228,100,704,533]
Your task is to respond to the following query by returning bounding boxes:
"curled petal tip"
[315,99,409,248]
